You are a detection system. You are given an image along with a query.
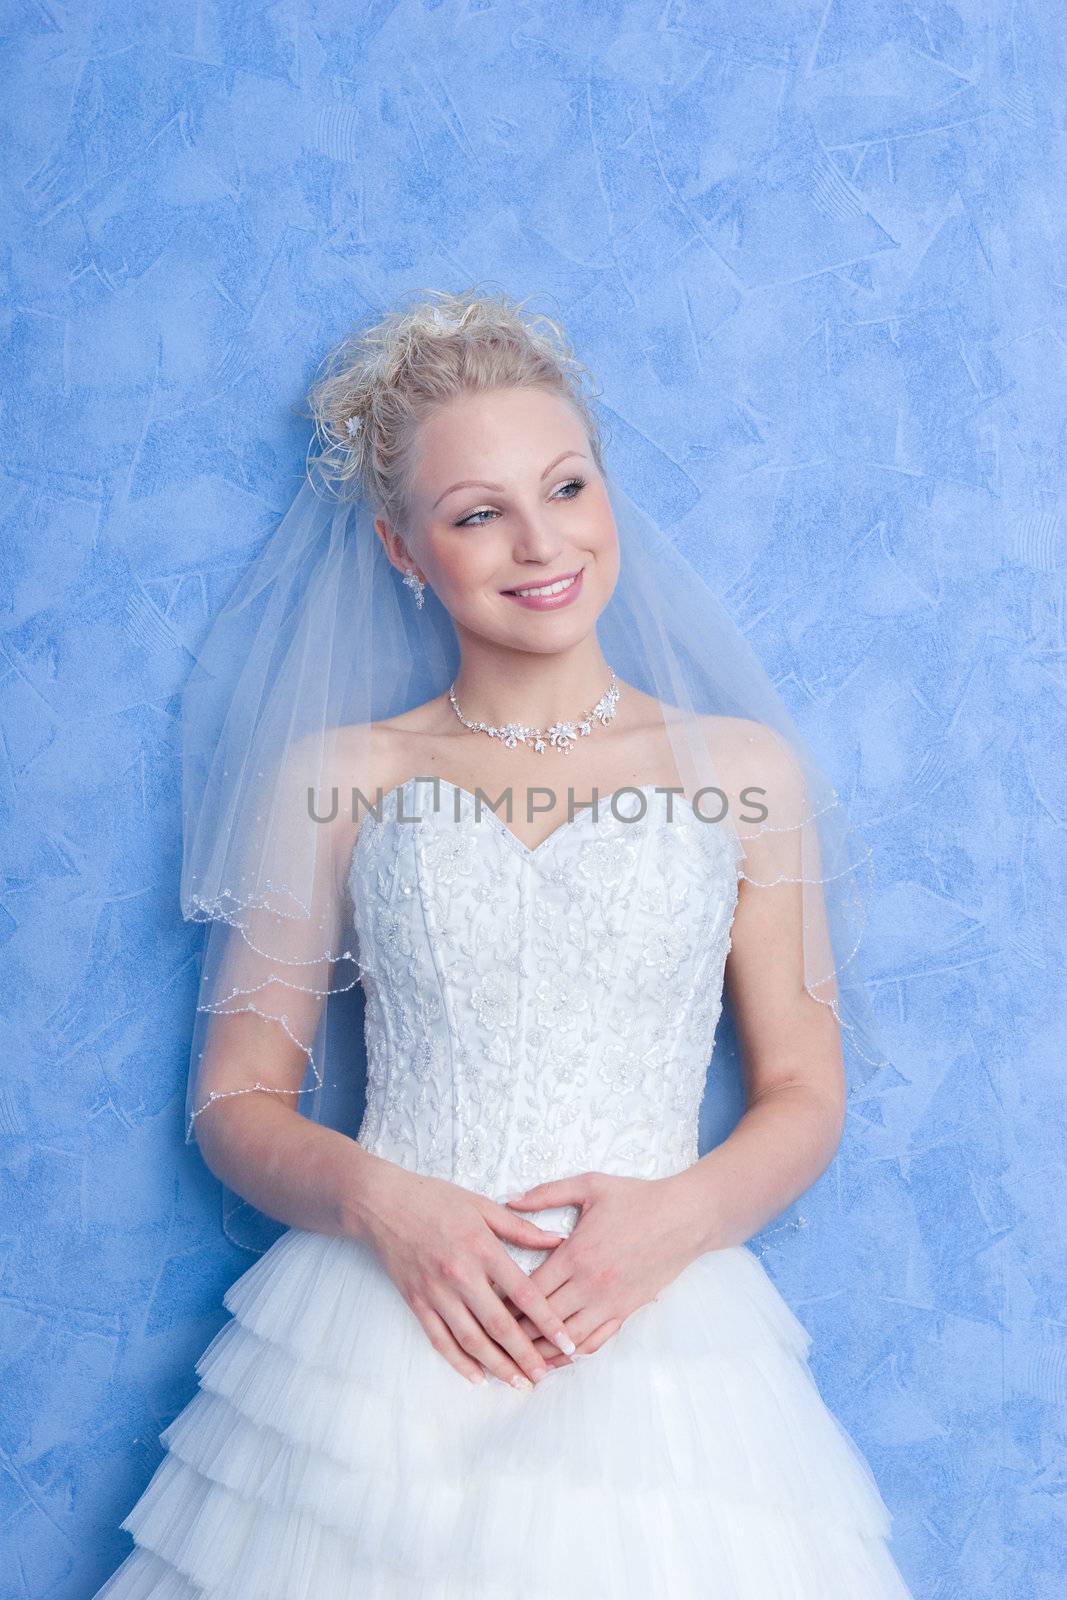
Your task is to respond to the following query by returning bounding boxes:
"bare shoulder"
[696,712,790,756]
[273,722,407,805]
[329,698,452,795]
[695,713,807,798]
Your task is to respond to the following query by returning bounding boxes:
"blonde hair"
[303,285,605,529]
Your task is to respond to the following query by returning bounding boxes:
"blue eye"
[454,476,587,529]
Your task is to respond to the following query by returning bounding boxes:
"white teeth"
[511,574,578,598]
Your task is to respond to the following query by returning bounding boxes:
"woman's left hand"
[499,1170,707,1369]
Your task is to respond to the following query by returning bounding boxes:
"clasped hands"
[364,1161,708,1391]
[496,1170,702,1376]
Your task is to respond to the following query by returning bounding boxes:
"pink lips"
[502,568,584,611]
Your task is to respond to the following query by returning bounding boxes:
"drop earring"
[402,567,425,609]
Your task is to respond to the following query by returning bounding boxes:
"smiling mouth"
[503,570,582,598]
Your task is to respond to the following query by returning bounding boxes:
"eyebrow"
[432,450,588,511]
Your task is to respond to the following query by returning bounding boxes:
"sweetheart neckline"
[357,774,677,862]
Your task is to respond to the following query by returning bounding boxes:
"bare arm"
[666,868,847,1255]
[190,1010,394,1242]
[666,720,848,1255]
[187,728,385,1240]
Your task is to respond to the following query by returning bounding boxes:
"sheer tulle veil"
[179,437,890,1252]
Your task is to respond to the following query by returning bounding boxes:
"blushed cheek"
[434,552,503,610]
[421,534,487,591]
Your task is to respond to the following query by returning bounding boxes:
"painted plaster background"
[3,2,1065,1596]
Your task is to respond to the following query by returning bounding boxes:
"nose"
[510,506,565,565]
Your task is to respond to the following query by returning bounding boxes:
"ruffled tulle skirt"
[92,1225,913,1598]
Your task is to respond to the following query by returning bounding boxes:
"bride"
[93,289,914,1597]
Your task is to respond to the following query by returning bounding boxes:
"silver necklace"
[448,668,620,755]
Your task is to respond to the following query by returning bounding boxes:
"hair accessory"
[344,415,363,439]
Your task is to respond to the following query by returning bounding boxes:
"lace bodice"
[347,777,742,1270]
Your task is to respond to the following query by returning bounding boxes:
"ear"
[374,515,424,581]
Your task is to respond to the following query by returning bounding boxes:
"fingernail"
[510,1374,533,1391]
[530,1365,549,1382]
[505,1193,526,1204]
[468,1368,486,1385]
[553,1331,576,1355]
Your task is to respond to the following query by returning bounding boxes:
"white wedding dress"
[94,778,913,1599]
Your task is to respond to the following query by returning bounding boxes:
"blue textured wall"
[4,3,1064,1596]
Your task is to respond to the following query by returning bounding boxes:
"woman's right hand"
[356,1163,577,1389]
